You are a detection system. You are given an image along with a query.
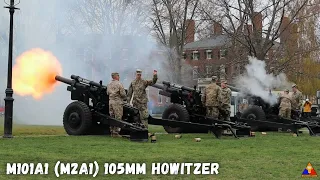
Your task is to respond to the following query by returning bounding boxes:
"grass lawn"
[0,116,319,179]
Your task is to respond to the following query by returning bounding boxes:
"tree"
[199,0,310,72]
[149,0,200,83]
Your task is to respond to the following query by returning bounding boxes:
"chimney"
[185,19,195,43]
[213,21,223,35]
[253,12,262,34]
[244,24,252,36]
[280,17,290,44]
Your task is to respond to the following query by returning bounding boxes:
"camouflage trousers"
[206,106,219,119]
[109,103,123,134]
[133,102,149,128]
[220,105,231,121]
[279,107,291,119]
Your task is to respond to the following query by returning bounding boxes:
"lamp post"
[3,0,19,138]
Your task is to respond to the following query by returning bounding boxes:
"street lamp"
[3,0,19,138]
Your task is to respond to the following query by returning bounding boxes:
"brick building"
[181,12,302,86]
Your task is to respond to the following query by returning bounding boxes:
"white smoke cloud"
[234,56,292,105]
[0,0,171,125]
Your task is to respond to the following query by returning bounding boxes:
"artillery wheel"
[240,105,266,131]
[63,101,92,135]
[162,104,190,133]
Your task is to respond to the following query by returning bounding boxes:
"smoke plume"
[234,56,292,105]
[0,0,170,125]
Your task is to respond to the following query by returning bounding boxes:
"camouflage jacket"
[127,74,158,104]
[106,80,127,104]
[279,93,292,108]
[291,90,303,109]
[202,83,222,107]
[221,87,231,108]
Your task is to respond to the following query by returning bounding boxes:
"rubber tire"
[63,101,92,135]
[162,104,190,133]
[240,105,266,131]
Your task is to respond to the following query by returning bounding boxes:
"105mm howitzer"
[150,81,252,137]
[55,75,149,141]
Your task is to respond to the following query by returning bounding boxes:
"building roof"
[183,34,281,50]
[184,35,230,50]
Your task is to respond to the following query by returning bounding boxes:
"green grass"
[0,119,319,179]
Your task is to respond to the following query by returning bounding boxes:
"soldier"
[202,76,222,120]
[220,79,231,121]
[106,72,127,137]
[127,69,158,129]
[291,84,303,111]
[278,89,292,119]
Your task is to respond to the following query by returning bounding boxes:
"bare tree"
[149,0,200,83]
[199,0,310,73]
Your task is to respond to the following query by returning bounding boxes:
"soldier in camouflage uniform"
[278,89,292,119]
[220,79,232,121]
[107,72,127,137]
[201,76,222,120]
[291,84,303,111]
[127,69,158,129]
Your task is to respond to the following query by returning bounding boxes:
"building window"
[206,50,212,59]
[220,49,227,58]
[157,90,162,103]
[182,52,187,59]
[192,51,199,60]
[206,66,212,76]
[166,97,169,103]
[193,66,199,80]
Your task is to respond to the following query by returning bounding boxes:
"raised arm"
[145,74,158,86]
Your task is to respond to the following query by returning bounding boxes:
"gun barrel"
[71,74,101,87]
[181,86,194,92]
[55,75,73,85]
[151,83,165,90]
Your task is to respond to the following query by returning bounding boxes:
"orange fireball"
[12,48,62,99]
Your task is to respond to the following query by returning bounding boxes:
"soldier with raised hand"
[220,79,232,121]
[202,76,222,121]
[107,72,127,137]
[127,69,158,129]
[278,89,292,119]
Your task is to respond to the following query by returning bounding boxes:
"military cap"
[211,76,218,81]
[292,84,297,88]
[136,69,142,74]
[111,72,119,76]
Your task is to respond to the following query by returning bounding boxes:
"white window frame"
[193,66,198,80]
[157,89,162,104]
[206,65,212,75]
[220,49,227,58]
[166,97,170,103]
[192,51,199,60]
[206,50,212,59]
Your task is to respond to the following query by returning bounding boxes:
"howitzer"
[55,75,149,142]
[150,81,252,138]
[222,82,320,136]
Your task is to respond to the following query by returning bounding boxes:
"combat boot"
[111,132,122,138]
